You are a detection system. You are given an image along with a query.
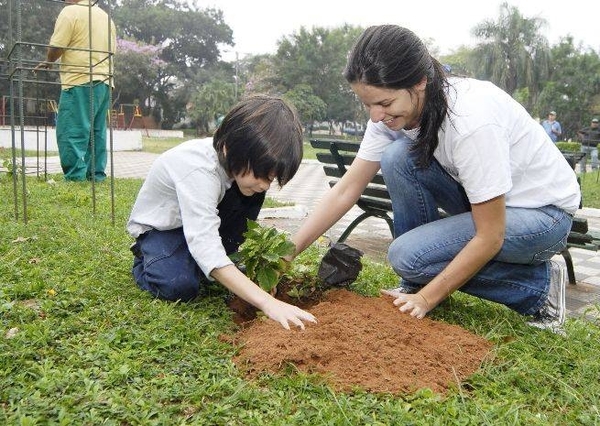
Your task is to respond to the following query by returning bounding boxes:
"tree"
[439,46,475,77]
[187,78,236,135]
[113,0,234,127]
[469,2,551,108]
[114,0,233,70]
[113,38,166,117]
[243,54,282,96]
[0,0,60,62]
[536,37,600,140]
[272,25,365,125]
[0,0,61,105]
[283,84,326,137]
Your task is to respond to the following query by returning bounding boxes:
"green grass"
[1,174,599,424]
[141,135,320,160]
[141,136,190,154]
[580,171,600,208]
[0,147,58,157]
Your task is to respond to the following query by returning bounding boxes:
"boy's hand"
[260,298,317,330]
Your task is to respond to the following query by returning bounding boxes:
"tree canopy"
[469,2,551,108]
[1,1,598,134]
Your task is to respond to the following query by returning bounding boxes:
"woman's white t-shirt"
[357,77,581,214]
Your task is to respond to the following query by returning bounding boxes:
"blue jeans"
[380,137,573,316]
[131,182,265,301]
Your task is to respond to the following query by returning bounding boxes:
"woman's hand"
[381,290,431,319]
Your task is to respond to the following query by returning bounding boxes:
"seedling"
[233,220,295,293]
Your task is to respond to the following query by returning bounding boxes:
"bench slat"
[323,165,386,185]
[357,196,392,213]
[316,152,356,168]
[327,180,390,200]
[310,139,361,152]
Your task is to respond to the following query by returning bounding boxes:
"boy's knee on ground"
[156,279,199,302]
[136,270,200,302]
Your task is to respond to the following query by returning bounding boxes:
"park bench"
[310,138,600,285]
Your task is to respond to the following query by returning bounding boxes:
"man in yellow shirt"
[36,0,116,181]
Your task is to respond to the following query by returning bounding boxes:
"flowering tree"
[113,0,234,127]
[113,38,168,121]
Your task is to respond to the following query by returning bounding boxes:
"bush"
[556,141,581,152]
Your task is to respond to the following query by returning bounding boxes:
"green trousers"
[56,82,110,181]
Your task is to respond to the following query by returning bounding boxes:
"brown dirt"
[227,276,323,324]
[230,288,494,395]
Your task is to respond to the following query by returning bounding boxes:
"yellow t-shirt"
[49,0,116,88]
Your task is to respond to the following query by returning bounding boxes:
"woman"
[291,25,580,333]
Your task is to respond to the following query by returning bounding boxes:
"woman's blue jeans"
[131,182,265,301]
[380,137,573,315]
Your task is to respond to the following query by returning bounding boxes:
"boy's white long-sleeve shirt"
[127,138,234,279]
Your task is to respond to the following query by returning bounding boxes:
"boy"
[127,95,316,330]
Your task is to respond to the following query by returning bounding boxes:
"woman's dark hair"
[213,94,303,186]
[343,25,450,166]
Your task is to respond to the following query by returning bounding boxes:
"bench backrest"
[560,151,586,170]
[310,138,392,214]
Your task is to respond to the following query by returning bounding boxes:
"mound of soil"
[231,288,493,394]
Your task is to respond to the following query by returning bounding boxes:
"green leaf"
[236,220,295,292]
[257,268,278,293]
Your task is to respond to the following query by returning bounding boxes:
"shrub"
[556,141,581,152]
[233,220,295,293]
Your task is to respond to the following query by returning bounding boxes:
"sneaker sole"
[525,261,567,334]
[555,261,567,325]
[381,288,410,298]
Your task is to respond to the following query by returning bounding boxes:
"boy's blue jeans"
[380,137,573,316]
[131,182,265,301]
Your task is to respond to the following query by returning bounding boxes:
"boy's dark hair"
[343,25,450,167]
[213,94,303,186]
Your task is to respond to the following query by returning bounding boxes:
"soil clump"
[231,288,493,394]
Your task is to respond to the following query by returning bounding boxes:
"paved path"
[20,153,600,319]
[21,151,160,179]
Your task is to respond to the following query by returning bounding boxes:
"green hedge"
[556,141,582,152]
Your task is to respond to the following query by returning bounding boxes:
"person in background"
[577,118,600,172]
[36,0,116,182]
[127,95,317,330]
[289,25,580,334]
[541,111,562,143]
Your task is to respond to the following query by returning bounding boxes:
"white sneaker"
[527,261,566,335]
[381,284,413,298]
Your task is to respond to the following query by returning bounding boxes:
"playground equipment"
[110,103,149,135]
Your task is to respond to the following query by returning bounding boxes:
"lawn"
[1,174,599,424]
[580,171,600,208]
[141,135,321,160]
